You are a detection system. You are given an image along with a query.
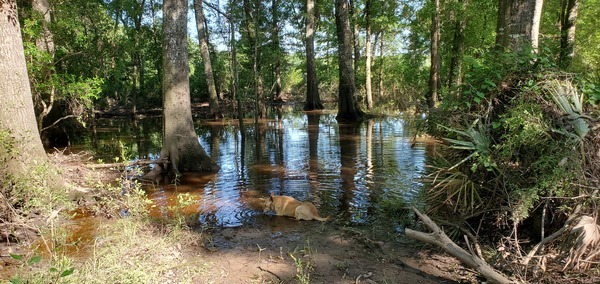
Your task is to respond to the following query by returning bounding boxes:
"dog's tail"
[315,215,332,222]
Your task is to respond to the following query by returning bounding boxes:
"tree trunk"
[495,0,509,49]
[559,0,578,69]
[448,0,467,98]
[0,0,53,179]
[31,0,55,137]
[272,0,283,102]
[335,0,364,122]
[378,31,384,99]
[147,0,219,181]
[349,0,360,76]
[303,0,324,111]
[364,0,373,110]
[427,0,441,110]
[193,0,221,119]
[495,0,544,52]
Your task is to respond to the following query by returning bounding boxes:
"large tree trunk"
[495,0,544,52]
[147,0,219,181]
[427,0,441,110]
[0,0,53,178]
[335,0,364,122]
[303,0,323,111]
[559,0,578,69]
[364,0,373,110]
[193,0,221,119]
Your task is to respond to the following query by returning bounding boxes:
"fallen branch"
[86,159,164,169]
[405,207,515,284]
[522,190,597,266]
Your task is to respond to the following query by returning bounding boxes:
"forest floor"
[0,148,473,283]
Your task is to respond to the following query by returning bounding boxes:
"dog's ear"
[269,192,274,201]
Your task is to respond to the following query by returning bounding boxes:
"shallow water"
[86,110,431,228]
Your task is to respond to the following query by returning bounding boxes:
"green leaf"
[10,277,23,284]
[60,267,75,277]
[9,254,22,261]
[50,267,58,273]
[27,255,42,265]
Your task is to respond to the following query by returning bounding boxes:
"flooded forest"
[1,0,599,283]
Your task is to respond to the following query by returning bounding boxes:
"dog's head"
[261,193,275,213]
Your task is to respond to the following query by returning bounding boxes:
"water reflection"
[86,111,429,227]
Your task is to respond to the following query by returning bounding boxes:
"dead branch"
[86,159,164,169]
[405,206,515,284]
[521,190,597,266]
[40,115,77,132]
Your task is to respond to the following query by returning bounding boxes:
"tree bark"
[559,0,578,69]
[349,0,360,76]
[147,0,219,181]
[427,0,441,109]
[0,0,53,178]
[335,0,364,122]
[364,0,373,110]
[303,0,323,111]
[495,0,544,52]
[193,0,221,119]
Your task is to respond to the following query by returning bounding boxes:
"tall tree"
[146,0,219,180]
[31,0,56,139]
[495,0,544,51]
[271,0,283,102]
[335,0,364,122]
[349,0,360,75]
[193,0,221,118]
[364,0,373,110]
[0,0,54,179]
[559,0,578,68]
[448,0,468,97]
[243,0,266,120]
[427,0,441,109]
[303,0,323,111]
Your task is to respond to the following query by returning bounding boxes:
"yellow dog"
[262,193,330,221]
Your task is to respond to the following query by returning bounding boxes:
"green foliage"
[9,254,74,284]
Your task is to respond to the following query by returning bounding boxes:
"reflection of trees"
[338,122,361,217]
[307,112,321,185]
[209,124,223,162]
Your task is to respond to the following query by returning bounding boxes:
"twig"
[258,266,282,282]
[40,115,77,132]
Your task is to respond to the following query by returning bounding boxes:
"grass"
[4,152,212,284]
[10,216,210,284]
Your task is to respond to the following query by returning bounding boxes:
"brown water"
[112,111,433,228]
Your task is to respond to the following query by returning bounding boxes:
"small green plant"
[9,254,74,284]
[167,192,199,229]
[289,239,316,284]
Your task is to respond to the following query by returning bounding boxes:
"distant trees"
[193,0,221,119]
